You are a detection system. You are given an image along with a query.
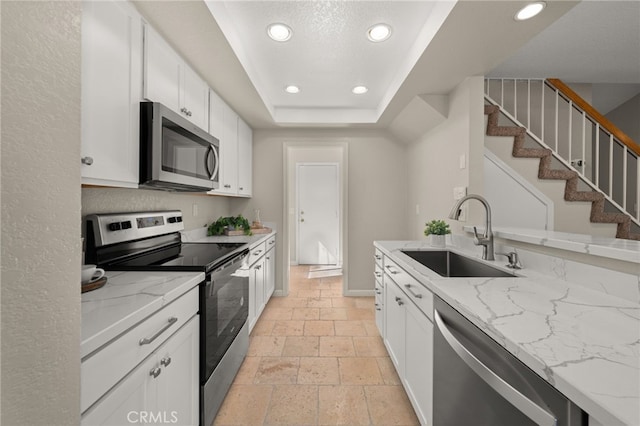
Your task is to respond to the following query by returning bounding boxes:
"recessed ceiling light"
[367,24,392,42]
[285,85,300,94]
[514,2,546,21]
[267,23,292,42]
[352,86,368,95]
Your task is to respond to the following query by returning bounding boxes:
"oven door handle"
[434,309,557,426]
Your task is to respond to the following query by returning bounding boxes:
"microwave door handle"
[434,309,557,426]
[207,144,219,181]
[205,145,214,178]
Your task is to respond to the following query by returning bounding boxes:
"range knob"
[108,222,121,231]
[168,217,177,224]
[176,216,183,223]
[121,221,132,230]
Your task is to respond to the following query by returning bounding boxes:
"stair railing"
[484,78,640,227]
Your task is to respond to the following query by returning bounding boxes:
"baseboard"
[344,289,375,297]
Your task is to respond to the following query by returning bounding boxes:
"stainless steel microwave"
[139,102,219,192]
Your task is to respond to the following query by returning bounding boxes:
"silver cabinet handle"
[139,317,178,346]
[385,265,398,274]
[149,367,161,379]
[180,107,188,114]
[395,297,403,306]
[434,309,557,426]
[224,184,231,188]
[253,250,262,256]
[374,254,382,260]
[375,272,382,278]
[239,187,244,190]
[186,110,192,117]
[160,357,172,367]
[404,284,423,299]
[81,156,93,165]
[255,265,262,270]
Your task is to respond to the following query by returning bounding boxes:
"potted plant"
[424,219,451,248]
[207,215,252,236]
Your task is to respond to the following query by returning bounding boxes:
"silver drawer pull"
[253,250,263,255]
[139,317,178,346]
[160,357,172,367]
[149,367,161,379]
[374,255,381,260]
[395,297,404,306]
[385,265,398,274]
[404,284,423,299]
[375,272,382,278]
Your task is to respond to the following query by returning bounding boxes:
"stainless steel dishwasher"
[433,296,585,426]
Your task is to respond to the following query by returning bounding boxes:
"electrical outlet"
[453,186,467,200]
[459,154,466,169]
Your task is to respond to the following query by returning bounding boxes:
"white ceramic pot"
[429,234,446,248]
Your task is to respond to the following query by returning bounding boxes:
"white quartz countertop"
[81,271,204,359]
[183,228,276,248]
[375,240,640,426]
[464,226,640,264]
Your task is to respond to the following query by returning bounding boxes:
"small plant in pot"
[424,219,451,247]
[207,215,252,236]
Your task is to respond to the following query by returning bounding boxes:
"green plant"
[424,219,451,236]
[207,215,252,236]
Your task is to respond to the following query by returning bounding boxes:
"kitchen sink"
[401,250,518,278]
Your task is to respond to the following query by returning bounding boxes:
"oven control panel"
[86,211,184,247]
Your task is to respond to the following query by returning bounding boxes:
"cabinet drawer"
[249,241,266,265]
[81,286,198,413]
[384,257,433,321]
[266,235,276,251]
[374,249,384,268]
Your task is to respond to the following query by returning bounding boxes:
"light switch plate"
[459,154,466,169]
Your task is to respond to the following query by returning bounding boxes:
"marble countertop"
[464,226,640,264]
[81,271,204,359]
[375,240,639,426]
[182,226,276,248]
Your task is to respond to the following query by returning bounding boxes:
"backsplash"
[81,187,232,232]
[450,234,640,304]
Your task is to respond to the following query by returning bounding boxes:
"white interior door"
[297,163,339,265]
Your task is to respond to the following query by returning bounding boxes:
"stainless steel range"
[85,210,249,426]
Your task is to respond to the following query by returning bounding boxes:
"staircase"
[484,78,640,240]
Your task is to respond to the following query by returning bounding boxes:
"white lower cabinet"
[248,235,276,333]
[82,315,199,425]
[382,254,434,426]
[81,286,199,425]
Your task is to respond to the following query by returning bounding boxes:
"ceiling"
[204,1,456,124]
[488,0,640,114]
[133,1,601,130]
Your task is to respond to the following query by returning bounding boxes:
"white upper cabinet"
[143,24,208,130]
[237,118,253,197]
[81,0,142,188]
[208,89,252,198]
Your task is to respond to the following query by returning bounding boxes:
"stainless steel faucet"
[448,194,495,261]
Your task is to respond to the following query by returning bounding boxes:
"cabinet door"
[143,24,181,112]
[384,279,405,376]
[255,258,266,318]
[265,248,276,301]
[81,0,142,187]
[248,263,257,332]
[156,316,199,426]
[219,104,239,194]
[237,118,253,197]
[81,349,155,425]
[208,89,224,140]
[404,299,433,426]
[181,65,208,130]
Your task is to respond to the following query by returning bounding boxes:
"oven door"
[140,102,219,192]
[201,250,249,381]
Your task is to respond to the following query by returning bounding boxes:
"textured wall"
[1,2,82,424]
[82,188,232,233]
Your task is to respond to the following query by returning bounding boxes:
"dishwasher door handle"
[434,309,557,426]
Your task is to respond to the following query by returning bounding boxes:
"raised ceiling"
[205,1,456,124]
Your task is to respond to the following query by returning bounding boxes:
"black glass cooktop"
[102,243,247,273]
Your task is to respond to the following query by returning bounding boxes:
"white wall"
[605,93,640,142]
[1,2,82,424]
[82,188,232,232]
[230,129,408,294]
[406,77,486,239]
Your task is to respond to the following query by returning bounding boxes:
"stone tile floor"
[213,265,419,426]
